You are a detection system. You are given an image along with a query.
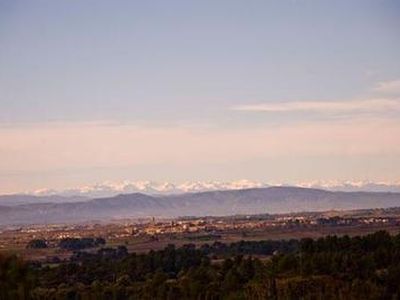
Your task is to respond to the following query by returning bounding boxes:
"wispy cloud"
[231,98,400,114]
[373,79,400,95]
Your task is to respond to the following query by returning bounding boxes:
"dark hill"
[1,187,400,225]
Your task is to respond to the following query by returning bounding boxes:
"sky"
[0,0,400,194]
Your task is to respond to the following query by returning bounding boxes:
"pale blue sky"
[0,0,400,193]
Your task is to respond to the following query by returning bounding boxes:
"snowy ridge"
[29,179,400,198]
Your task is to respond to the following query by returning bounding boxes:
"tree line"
[2,230,400,299]
[26,237,106,250]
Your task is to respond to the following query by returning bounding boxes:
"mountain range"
[23,180,400,199]
[1,186,400,225]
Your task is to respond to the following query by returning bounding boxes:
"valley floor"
[2,206,400,262]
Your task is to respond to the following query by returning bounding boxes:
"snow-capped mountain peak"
[30,179,400,198]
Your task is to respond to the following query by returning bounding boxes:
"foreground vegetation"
[2,231,400,299]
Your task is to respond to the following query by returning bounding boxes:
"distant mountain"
[0,194,88,206]
[30,180,269,198]
[1,186,400,225]
[297,181,400,193]
[27,180,400,199]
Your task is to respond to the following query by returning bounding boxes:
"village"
[2,207,400,261]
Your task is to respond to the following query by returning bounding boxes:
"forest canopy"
[2,230,400,299]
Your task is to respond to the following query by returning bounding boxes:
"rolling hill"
[1,187,400,225]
